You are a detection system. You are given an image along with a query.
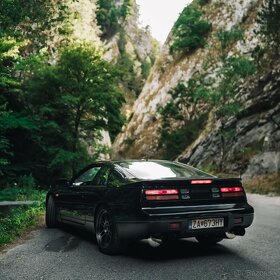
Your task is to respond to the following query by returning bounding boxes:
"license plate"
[190,218,224,230]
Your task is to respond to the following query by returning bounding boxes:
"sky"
[136,0,192,44]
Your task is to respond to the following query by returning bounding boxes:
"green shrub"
[0,203,44,245]
[0,184,46,245]
[141,59,152,79]
[198,0,211,6]
[0,184,45,202]
[257,0,280,52]
[123,137,135,147]
[216,27,244,58]
[158,114,208,160]
[170,4,212,54]
[96,0,132,39]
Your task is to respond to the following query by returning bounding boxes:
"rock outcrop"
[112,0,280,177]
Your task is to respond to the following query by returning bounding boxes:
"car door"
[81,165,111,229]
[58,165,102,225]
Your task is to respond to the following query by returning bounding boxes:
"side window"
[107,169,125,188]
[73,166,101,186]
[93,167,111,186]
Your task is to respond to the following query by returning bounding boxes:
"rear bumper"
[116,210,254,240]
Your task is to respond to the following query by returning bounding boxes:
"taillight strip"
[220,187,243,193]
[145,189,179,201]
[145,189,179,195]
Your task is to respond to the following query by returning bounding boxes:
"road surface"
[1,194,280,280]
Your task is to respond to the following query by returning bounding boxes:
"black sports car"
[46,160,254,255]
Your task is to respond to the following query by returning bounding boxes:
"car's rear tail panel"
[140,178,249,216]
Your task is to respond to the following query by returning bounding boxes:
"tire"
[196,236,223,245]
[95,206,124,255]
[46,196,57,228]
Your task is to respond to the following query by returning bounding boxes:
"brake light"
[220,187,243,193]
[220,187,244,197]
[191,180,213,184]
[145,189,179,200]
[145,189,179,195]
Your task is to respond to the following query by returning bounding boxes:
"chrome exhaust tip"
[147,237,162,247]
[225,232,236,239]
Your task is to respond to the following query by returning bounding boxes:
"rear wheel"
[196,236,223,245]
[95,206,124,255]
[45,196,57,228]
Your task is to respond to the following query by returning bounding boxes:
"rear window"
[116,161,212,180]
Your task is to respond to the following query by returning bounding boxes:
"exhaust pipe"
[224,228,246,239]
[224,232,236,239]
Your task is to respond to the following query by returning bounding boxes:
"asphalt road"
[1,194,280,280]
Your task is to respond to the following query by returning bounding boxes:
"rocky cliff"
[112,0,280,180]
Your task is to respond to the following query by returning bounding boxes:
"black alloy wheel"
[95,206,124,255]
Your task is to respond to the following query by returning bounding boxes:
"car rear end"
[117,177,254,241]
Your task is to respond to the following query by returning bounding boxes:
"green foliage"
[120,0,133,18]
[159,77,211,122]
[117,31,143,97]
[170,4,212,54]
[0,0,74,47]
[123,137,135,147]
[141,59,152,79]
[216,27,244,58]
[0,178,43,202]
[24,42,125,178]
[257,0,280,52]
[0,182,46,245]
[157,77,210,159]
[0,198,45,245]
[158,114,208,160]
[0,37,38,178]
[96,0,132,39]
[212,56,256,118]
[251,45,265,66]
[198,0,211,6]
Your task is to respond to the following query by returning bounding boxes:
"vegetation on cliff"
[170,3,212,54]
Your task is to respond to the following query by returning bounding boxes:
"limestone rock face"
[112,0,280,177]
[243,152,280,178]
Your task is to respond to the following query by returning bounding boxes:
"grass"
[243,173,280,195]
[0,186,46,246]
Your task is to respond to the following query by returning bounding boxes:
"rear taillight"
[145,189,179,200]
[220,187,244,197]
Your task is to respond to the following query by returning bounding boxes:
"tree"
[0,37,38,182]
[170,4,212,54]
[25,42,125,179]
[257,0,280,53]
[96,0,132,39]
[0,0,73,48]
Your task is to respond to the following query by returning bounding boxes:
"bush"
[0,185,46,245]
[170,4,212,54]
[158,114,208,160]
[198,0,211,6]
[96,0,132,39]
[257,0,280,52]
[0,203,44,245]
[216,27,244,58]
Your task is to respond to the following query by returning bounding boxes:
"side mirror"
[56,179,70,187]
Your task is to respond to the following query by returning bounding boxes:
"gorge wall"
[112,0,280,180]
